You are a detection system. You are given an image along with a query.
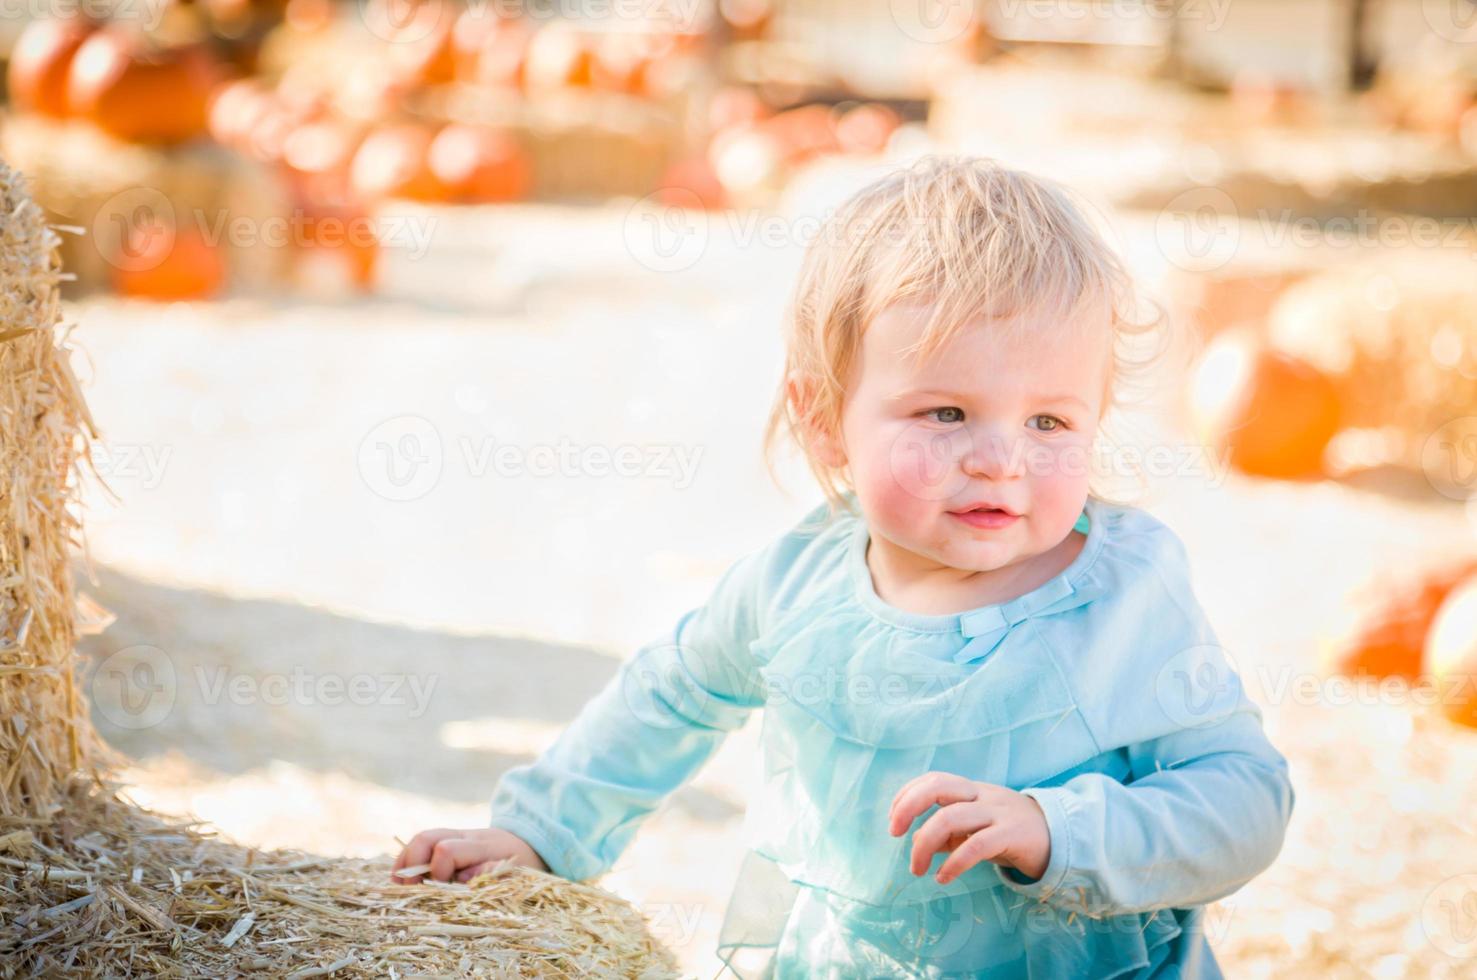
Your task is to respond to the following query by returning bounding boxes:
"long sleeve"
[487,543,773,882]
[997,645,1295,917]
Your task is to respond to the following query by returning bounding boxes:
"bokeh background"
[4,0,1477,975]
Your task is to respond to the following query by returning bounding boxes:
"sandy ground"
[65,185,1477,977]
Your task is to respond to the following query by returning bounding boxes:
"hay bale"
[0,158,98,818]
[0,155,678,977]
[0,780,678,977]
[1266,253,1477,472]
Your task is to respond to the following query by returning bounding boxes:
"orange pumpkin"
[658,156,727,211]
[835,103,901,156]
[1333,560,1477,681]
[427,125,530,203]
[522,23,593,91]
[763,104,840,164]
[473,19,532,90]
[1426,573,1477,729]
[349,124,450,202]
[295,200,379,291]
[68,29,221,144]
[450,6,507,81]
[387,1,457,86]
[590,30,652,97]
[207,78,274,148]
[1188,329,1341,479]
[8,16,98,118]
[708,86,769,132]
[282,118,363,197]
[111,220,227,301]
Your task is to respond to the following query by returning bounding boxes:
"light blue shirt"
[488,493,1295,978]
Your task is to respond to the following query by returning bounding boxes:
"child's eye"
[1029,414,1068,432]
[924,407,965,424]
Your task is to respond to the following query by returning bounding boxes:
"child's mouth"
[948,506,1020,530]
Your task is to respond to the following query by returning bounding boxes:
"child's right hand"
[391,827,550,884]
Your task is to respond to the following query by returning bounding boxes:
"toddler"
[393,156,1295,978]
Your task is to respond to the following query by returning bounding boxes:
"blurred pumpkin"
[8,16,98,118]
[473,19,532,90]
[283,118,363,196]
[1188,328,1341,479]
[718,0,773,40]
[522,22,593,91]
[1425,573,1477,729]
[295,200,379,291]
[1332,559,1477,680]
[451,5,507,81]
[835,103,900,156]
[763,104,840,164]
[111,220,227,301]
[350,123,450,202]
[708,121,784,197]
[427,125,530,203]
[67,29,221,144]
[658,156,726,211]
[207,78,275,148]
[590,30,651,97]
[708,85,769,132]
[387,0,457,86]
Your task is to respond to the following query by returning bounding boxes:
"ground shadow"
[74,563,740,822]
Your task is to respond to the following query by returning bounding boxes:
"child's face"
[834,300,1111,577]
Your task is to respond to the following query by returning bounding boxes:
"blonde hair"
[762,154,1167,516]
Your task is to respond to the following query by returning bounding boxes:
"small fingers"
[428,838,494,883]
[909,802,992,875]
[936,825,1010,884]
[392,828,458,883]
[889,772,978,838]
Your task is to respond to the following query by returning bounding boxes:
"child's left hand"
[888,771,1051,885]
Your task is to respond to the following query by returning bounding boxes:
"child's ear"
[786,370,847,469]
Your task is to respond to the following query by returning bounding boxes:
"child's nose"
[960,426,1025,480]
